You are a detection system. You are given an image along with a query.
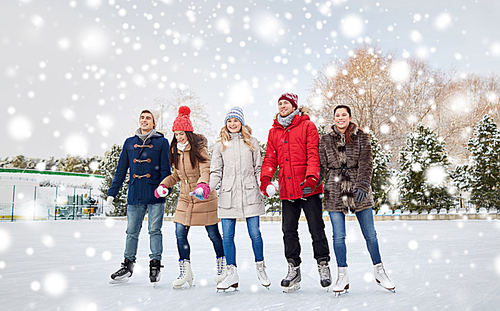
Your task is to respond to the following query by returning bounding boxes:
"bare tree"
[154,88,215,142]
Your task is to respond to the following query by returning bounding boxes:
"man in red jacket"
[260,92,331,292]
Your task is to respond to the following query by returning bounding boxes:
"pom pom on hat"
[224,106,245,126]
[278,92,299,109]
[172,105,194,132]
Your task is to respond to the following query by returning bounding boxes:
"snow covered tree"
[465,115,500,209]
[61,155,85,173]
[260,141,280,214]
[398,123,453,212]
[164,183,180,215]
[98,144,128,216]
[369,131,392,210]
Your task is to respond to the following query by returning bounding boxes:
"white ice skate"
[214,256,227,284]
[332,266,349,297]
[217,265,238,292]
[256,260,271,288]
[173,259,194,289]
[374,262,395,293]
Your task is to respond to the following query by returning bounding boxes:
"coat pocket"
[218,187,232,208]
[244,183,262,205]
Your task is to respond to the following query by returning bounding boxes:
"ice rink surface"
[1,218,500,310]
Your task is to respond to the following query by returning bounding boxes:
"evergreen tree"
[260,142,281,214]
[98,144,128,216]
[466,115,500,209]
[369,131,391,210]
[164,183,179,215]
[398,123,453,212]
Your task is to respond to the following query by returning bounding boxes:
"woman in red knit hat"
[155,106,226,289]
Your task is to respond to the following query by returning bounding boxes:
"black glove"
[353,188,367,203]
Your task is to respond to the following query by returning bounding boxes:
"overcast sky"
[2,0,500,159]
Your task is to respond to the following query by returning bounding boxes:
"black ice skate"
[110,258,135,284]
[149,259,164,287]
[318,260,332,289]
[281,259,301,293]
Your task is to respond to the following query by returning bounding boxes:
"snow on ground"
[1,219,500,310]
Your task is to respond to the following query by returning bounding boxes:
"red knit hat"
[172,106,194,132]
[278,92,299,109]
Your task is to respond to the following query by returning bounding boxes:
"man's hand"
[260,177,276,197]
[300,176,318,197]
[106,196,115,211]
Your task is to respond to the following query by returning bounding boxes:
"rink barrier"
[94,213,500,222]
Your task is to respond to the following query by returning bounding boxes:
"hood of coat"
[135,130,165,145]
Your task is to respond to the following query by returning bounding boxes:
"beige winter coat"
[319,124,374,214]
[160,143,218,226]
[210,133,265,219]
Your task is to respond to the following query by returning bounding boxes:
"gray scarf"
[135,128,157,143]
[277,109,300,129]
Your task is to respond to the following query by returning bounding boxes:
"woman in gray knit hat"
[210,106,271,291]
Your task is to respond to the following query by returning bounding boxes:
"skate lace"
[318,264,330,280]
[115,262,129,275]
[177,261,186,279]
[376,266,389,282]
[284,263,297,281]
[216,257,225,275]
[257,262,268,280]
[335,272,346,285]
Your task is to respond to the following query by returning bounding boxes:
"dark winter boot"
[149,259,164,285]
[110,258,135,284]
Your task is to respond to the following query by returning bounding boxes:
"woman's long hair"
[333,105,363,144]
[218,124,256,152]
[169,132,208,169]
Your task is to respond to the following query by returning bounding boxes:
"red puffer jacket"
[261,113,323,200]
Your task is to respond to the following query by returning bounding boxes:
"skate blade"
[217,283,239,293]
[333,289,348,297]
[376,282,396,293]
[173,284,195,290]
[282,282,300,293]
[109,278,129,284]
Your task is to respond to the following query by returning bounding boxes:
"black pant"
[281,193,330,266]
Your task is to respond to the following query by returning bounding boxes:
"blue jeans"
[329,208,382,267]
[175,222,224,260]
[221,216,264,267]
[124,203,164,261]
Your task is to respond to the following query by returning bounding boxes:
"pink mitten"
[190,183,210,200]
[154,184,168,198]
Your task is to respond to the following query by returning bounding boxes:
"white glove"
[106,196,115,210]
[266,184,277,197]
